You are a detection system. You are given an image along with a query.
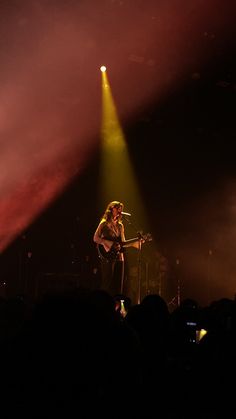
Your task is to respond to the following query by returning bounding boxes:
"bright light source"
[100,66,106,72]
[196,329,208,343]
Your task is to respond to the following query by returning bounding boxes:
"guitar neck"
[122,237,140,248]
[101,234,151,250]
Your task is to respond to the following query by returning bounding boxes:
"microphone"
[121,211,131,217]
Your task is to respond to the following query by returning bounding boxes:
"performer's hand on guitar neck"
[137,231,152,244]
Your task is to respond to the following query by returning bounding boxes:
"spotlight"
[100,66,106,72]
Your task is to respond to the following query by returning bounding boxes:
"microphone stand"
[137,238,142,305]
[168,258,181,309]
[122,215,143,305]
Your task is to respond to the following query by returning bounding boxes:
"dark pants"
[100,259,124,296]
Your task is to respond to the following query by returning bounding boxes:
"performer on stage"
[94,200,150,299]
[93,201,125,297]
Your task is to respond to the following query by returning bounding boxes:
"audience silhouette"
[1,285,236,418]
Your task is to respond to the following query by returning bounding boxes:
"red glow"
[0,0,234,251]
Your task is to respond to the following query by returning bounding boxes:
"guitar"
[97,233,152,261]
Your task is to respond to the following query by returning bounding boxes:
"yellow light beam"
[98,68,149,231]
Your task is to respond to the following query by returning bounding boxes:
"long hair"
[102,201,124,222]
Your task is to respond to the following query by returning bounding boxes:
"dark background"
[0,1,235,306]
